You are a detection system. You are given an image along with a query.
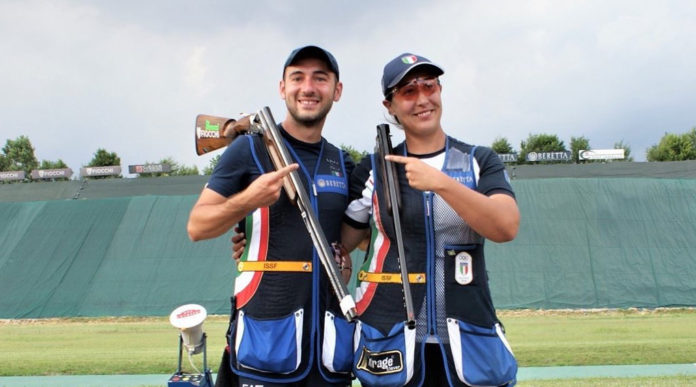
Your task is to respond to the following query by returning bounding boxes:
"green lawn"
[502,308,696,366]
[1,308,695,381]
[518,375,696,386]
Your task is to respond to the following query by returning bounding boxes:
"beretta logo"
[356,347,403,375]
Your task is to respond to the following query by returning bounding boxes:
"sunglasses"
[388,77,440,100]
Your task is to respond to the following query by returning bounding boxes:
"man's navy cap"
[284,45,339,80]
[381,53,444,96]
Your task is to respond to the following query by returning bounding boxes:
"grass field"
[1,308,695,385]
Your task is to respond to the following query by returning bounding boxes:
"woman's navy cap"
[381,53,444,96]
[284,45,339,80]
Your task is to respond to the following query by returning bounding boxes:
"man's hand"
[187,163,299,242]
[243,163,299,209]
[231,227,246,263]
[384,155,445,192]
[332,242,353,285]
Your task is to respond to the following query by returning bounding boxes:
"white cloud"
[1,0,695,175]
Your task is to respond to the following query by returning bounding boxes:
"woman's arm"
[385,154,519,242]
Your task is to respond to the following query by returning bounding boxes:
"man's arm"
[187,164,298,241]
[341,222,370,252]
[341,156,373,252]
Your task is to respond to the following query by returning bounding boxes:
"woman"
[342,53,520,387]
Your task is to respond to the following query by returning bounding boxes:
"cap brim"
[387,62,444,89]
[285,45,339,78]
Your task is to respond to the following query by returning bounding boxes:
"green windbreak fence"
[0,196,234,318]
[486,178,696,309]
[1,177,695,318]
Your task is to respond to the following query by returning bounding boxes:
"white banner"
[128,164,172,174]
[31,168,73,179]
[526,151,571,162]
[498,153,518,163]
[579,149,625,160]
[0,170,25,181]
[80,166,122,177]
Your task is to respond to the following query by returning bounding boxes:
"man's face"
[280,58,342,128]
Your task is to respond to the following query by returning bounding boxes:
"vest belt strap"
[238,261,312,272]
[358,270,426,284]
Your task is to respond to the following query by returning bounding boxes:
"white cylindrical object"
[169,304,207,354]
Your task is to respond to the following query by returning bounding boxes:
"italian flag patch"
[401,55,418,64]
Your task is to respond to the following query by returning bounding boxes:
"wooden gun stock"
[194,113,296,202]
[194,114,253,155]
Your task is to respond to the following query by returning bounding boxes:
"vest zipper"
[424,191,436,336]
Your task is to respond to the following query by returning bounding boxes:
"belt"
[237,261,312,272]
[358,270,426,284]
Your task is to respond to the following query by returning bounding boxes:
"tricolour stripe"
[355,193,390,314]
[234,207,269,308]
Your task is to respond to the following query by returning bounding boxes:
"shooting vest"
[229,132,353,384]
[353,137,517,387]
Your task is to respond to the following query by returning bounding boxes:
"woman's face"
[383,70,443,137]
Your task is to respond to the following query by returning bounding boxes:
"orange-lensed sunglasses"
[388,77,441,100]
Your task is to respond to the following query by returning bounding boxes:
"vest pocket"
[353,320,416,387]
[446,318,517,386]
[322,311,355,373]
[234,309,303,374]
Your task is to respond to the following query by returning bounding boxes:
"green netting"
[0,180,82,202]
[0,175,209,202]
[1,177,695,318]
[506,160,696,179]
[487,178,696,309]
[0,196,234,318]
[0,202,47,268]
[79,196,233,317]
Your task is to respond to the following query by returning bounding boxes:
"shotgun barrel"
[376,124,416,329]
[253,107,357,321]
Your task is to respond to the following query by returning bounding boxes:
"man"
[187,46,354,386]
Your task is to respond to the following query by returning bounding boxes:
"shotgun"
[194,107,357,322]
[375,124,416,329]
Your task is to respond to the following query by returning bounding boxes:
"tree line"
[0,136,202,182]
[2,127,695,182]
[491,127,696,164]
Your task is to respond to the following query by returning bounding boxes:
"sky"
[2,0,695,177]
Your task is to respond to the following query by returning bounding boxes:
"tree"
[2,136,38,175]
[688,128,696,153]
[491,137,514,154]
[203,154,221,175]
[39,159,68,169]
[613,140,633,162]
[86,148,121,179]
[646,129,696,161]
[87,148,121,167]
[160,156,200,176]
[341,144,369,164]
[174,164,200,176]
[570,136,590,164]
[518,133,567,163]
